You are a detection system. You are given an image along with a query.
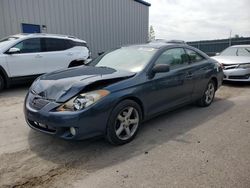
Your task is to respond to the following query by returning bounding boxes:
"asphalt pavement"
[0,82,249,188]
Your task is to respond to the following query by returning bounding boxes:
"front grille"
[228,75,250,79]
[28,120,56,133]
[222,64,239,70]
[30,98,50,110]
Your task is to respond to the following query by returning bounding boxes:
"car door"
[143,47,195,116]
[6,38,45,77]
[185,48,212,100]
[42,38,74,72]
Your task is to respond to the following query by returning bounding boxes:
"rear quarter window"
[43,38,72,52]
[185,48,204,63]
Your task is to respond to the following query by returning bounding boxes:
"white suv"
[0,33,90,90]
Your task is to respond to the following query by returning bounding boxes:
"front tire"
[0,75,5,91]
[197,80,216,107]
[106,100,142,145]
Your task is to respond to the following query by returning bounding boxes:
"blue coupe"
[24,41,223,145]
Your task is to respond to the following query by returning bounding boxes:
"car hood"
[31,66,135,102]
[211,56,250,65]
[0,40,18,53]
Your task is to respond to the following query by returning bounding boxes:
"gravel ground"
[0,82,249,188]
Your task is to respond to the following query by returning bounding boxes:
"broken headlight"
[57,90,110,111]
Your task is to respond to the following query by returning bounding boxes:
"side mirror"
[152,64,170,74]
[215,52,220,56]
[149,64,170,78]
[7,47,20,54]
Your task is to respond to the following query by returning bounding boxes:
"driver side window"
[155,48,189,70]
[12,38,42,53]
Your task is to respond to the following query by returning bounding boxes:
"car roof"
[123,40,210,59]
[10,33,86,43]
[124,40,188,49]
[230,45,250,48]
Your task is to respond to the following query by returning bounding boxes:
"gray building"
[0,0,150,57]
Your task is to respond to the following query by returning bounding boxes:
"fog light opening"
[70,127,76,136]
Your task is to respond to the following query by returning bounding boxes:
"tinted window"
[186,49,204,63]
[13,38,41,53]
[155,48,189,69]
[44,38,71,52]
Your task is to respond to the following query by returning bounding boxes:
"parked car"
[0,33,90,90]
[212,45,250,81]
[24,41,223,145]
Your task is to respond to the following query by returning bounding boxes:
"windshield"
[220,47,250,57]
[89,47,157,72]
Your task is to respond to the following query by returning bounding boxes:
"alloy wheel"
[205,82,215,104]
[115,107,139,140]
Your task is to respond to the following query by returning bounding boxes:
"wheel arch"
[68,60,85,68]
[210,76,218,91]
[0,66,10,88]
[115,96,145,120]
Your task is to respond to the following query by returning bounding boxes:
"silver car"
[212,45,250,81]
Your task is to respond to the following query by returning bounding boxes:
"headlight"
[238,63,250,69]
[57,90,110,112]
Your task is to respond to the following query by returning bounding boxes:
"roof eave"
[134,0,151,7]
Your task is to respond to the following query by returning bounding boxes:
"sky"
[147,0,250,41]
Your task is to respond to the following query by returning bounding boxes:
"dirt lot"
[0,82,250,188]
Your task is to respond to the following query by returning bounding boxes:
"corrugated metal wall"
[0,0,149,57]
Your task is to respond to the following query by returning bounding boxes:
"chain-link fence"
[187,37,250,56]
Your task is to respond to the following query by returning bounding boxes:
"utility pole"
[229,30,232,47]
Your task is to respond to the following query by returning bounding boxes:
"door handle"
[67,52,73,56]
[35,54,42,58]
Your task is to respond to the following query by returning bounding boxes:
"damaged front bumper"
[24,92,113,140]
[223,68,250,81]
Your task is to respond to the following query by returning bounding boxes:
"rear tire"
[0,75,5,91]
[197,80,216,107]
[106,100,142,145]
